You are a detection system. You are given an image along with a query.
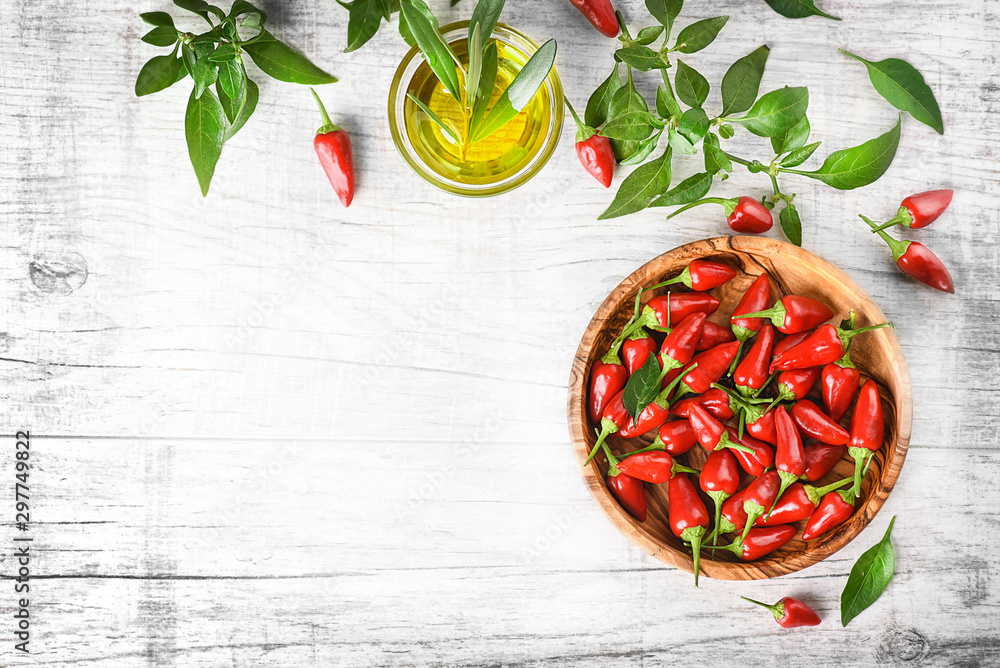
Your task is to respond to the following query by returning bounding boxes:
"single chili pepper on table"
[566,98,615,187]
[650,419,698,455]
[738,295,833,335]
[737,470,782,545]
[801,483,861,540]
[725,426,774,476]
[666,196,774,234]
[729,273,772,373]
[734,323,776,396]
[648,260,737,292]
[755,477,853,527]
[791,400,849,445]
[770,321,893,373]
[588,341,628,423]
[709,525,797,561]
[697,321,736,350]
[700,449,740,545]
[675,340,741,397]
[688,403,755,455]
[672,387,735,421]
[741,597,822,628]
[668,473,710,586]
[802,442,847,481]
[566,0,619,37]
[769,405,806,516]
[311,89,355,207]
[848,379,884,497]
[622,329,657,375]
[616,451,698,484]
[625,292,720,336]
[868,189,953,231]
[861,215,955,293]
[600,442,646,522]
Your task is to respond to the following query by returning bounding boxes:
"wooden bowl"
[567,236,912,580]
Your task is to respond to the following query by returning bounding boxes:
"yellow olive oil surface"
[403,38,552,185]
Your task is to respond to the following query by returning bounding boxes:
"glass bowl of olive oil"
[388,21,564,197]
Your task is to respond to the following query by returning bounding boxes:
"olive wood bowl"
[567,236,911,580]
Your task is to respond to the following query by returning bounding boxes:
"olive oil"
[403,38,553,186]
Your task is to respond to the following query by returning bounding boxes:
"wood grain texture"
[0,0,998,665]
[568,236,911,579]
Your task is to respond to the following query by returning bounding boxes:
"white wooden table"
[2,0,998,665]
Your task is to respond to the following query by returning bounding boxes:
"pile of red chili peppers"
[585,259,893,586]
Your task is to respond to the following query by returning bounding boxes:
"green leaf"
[732,86,808,137]
[397,0,436,47]
[398,1,461,102]
[344,0,386,52]
[174,0,220,24]
[190,43,219,99]
[142,26,179,47]
[208,43,238,62]
[223,77,258,141]
[619,132,661,166]
[472,39,556,143]
[841,517,896,627]
[622,354,664,423]
[467,24,483,107]
[217,59,246,102]
[407,93,461,143]
[635,25,665,45]
[230,0,267,24]
[185,87,227,196]
[141,12,175,28]
[674,60,709,108]
[607,77,648,162]
[677,107,709,144]
[650,171,712,207]
[470,41,498,133]
[667,126,697,155]
[136,52,185,97]
[675,16,728,54]
[779,140,820,167]
[645,0,683,30]
[586,64,623,127]
[599,147,672,220]
[841,50,943,134]
[600,111,659,141]
[721,45,769,116]
[656,83,681,119]
[791,115,901,190]
[469,0,504,56]
[779,203,802,245]
[703,132,731,173]
[764,0,840,20]
[615,45,668,71]
[244,31,338,85]
[770,114,810,154]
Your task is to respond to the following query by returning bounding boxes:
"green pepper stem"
[741,596,785,621]
[860,214,910,262]
[766,471,798,519]
[601,442,621,477]
[848,446,874,497]
[311,88,340,134]
[585,419,618,466]
[869,205,913,231]
[564,97,595,142]
[666,197,736,221]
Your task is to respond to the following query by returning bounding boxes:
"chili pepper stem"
[707,491,729,546]
[585,419,618,466]
[735,302,785,326]
[741,596,785,622]
[310,88,341,134]
[848,446,873,497]
[564,97,596,143]
[665,197,737,221]
[601,442,621,476]
[860,214,910,262]
[617,440,666,459]
[680,526,705,587]
[646,267,692,292]
[868,206,913,232]
[766,471,799,519]
[739,502,764,546]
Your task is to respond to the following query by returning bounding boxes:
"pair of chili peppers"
[667,196,774,234]
[566,99,615,187]
[311,89,354,207]
[860,190,955,293]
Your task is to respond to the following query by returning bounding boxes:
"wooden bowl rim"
[567,236,912,580]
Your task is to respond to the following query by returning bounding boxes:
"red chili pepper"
[622,329,657,375]
[791,400,849,445]
[616,451,697,484]
[566,98,614,187]
[650,260,737,292]
[821,316,860,422]
[567,0,619,37]
[848,379,884,497]
[697,321,736,350]
[731,273,771,342]
[738,295,833,334]
[311,89,355,207]
[601,443,646,521]
[802,442,847,481]
[677,341,741,396]
[718,488,749,536]
[801,487,858,540]
[651,419,698,455]
[770,405,806,516]
[770,321,892,373]
[737,470,782,545]
[688,403,755,456]
[710,525,796,561]
[660,312,707,371]
[742,597,822,628]
[861,216,955,293]
[615,364,690,439]
[629,292,720,334]
[734,323,776,396]
[700,449,740,546]
[725,426,774,476]
[767,367,821,413]
[771,331,811,358]
[755,477,852,527]
[667,197,774,233]
[746,409,778,445]
[588,342,628,423]
[868,189,953,231]
[668,473,710,586]
[671,388,734,421]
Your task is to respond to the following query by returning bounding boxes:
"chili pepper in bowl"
[738,295,833,334]
[659,312,707,371]
[734,323,776,396]
[765,367,821,413]
[676,341,741,396]
[697,321,736,350]
[622,329,657,375]
[650,419,698,455]
[802,442,847,481]
[725,426,774,476]
[614,364,690,439]
[755,477,853,526]
[741,597,821,628]
[729,273,772,372]
[801,483,861,540]
[668,473,710,586]
[770,320,893,372]
[769,406,806,517]
[688,403,755,455]
[567,0,619,37]
[566,98,615,187]
[628,292,720,335]
[821,314,861,421]
[311,89,355,207]
[747,409,778,445]
[860,216,955,293]
[868,189,953,231]
[616,451,698,484]
[790,400,849,445]
[709,525,797,561]
[771,331,812,358]
[737,470,782,545]
[848,379,884,497]
[667,197,774,234]
[708,488,748,540]
[700,449,740,545]
[649,260,737,292]
[600,443,646,521]
[588,342,628,423]
[672,387,735,421]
